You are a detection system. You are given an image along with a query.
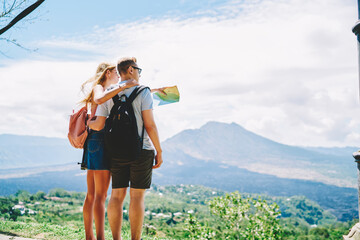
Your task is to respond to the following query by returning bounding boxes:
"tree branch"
[1,1,27,20]
[0,37,35,51]
[0,0,45,36]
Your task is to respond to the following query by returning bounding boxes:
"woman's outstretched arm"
[93,80,139,104]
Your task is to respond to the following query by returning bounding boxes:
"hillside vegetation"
[0,185,354,239]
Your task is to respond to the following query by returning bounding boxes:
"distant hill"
[0,159,356,221]
[0,122,358,221]
[0,134,82,169]
[0,123,356,186]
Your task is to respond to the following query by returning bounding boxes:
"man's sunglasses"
[132,66,142,74]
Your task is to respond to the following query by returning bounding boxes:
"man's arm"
[88,116,106,131]
[142,109,163,169]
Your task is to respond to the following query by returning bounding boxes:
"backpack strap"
[109,93,127,118]
[111,93,121,104]
[128,85,151,148]
[128,86,150,103]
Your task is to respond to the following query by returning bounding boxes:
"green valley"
[0,185,355,239]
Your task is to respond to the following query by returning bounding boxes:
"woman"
[80,62,138,240]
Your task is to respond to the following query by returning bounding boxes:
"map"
[152,85,180,106]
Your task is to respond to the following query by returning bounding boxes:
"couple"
[80,57,163,240]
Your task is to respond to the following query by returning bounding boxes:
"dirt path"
[0,234,36,240]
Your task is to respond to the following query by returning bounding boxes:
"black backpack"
[104,86,150,161]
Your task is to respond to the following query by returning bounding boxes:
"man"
[91,57,163,240]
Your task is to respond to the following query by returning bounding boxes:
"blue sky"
[1,0,360,147]
[1,0,228,60]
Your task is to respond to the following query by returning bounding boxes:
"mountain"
[1,122,355,187]
[162,121,357,188]
[0,122,358,221]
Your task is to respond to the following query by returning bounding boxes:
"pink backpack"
[68,106,88,148]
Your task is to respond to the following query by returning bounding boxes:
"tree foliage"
[15,190,31,202]
[185,191,283,239]
[48,188,71,198]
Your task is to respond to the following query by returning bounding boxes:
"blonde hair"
[80,62,115,104]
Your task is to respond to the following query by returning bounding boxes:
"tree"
[15,190,31,202]
[9,208,21,221]
[309,227,330,238]
[48,188,71,198]
[33,191,46,200]
[1,0,45,54]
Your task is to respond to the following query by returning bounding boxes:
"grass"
[0,220,172,240]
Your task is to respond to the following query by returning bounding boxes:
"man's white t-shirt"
[95,86,154,150]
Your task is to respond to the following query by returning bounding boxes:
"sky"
[0,0,359,147]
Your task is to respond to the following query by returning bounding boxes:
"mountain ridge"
[0,121,356,187]
[162,121,356,188]
[0,121,357,221]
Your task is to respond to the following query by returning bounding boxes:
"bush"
[185,191,283,240]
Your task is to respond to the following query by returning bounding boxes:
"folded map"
[152,85,180,106]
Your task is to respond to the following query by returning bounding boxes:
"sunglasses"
[132,66,142,74]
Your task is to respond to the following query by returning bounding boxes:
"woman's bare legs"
[93,170,111,240]
[83,170,96,240]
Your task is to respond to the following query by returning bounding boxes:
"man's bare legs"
[93,170,111,240]
[108,188,127,240]
[83,170,96,240]
[129,188,146,240]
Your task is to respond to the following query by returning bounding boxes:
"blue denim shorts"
[83,130,109,170]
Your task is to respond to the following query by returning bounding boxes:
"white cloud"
[0,0,359,147]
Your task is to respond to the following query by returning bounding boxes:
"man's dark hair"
[117,57,137,75]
